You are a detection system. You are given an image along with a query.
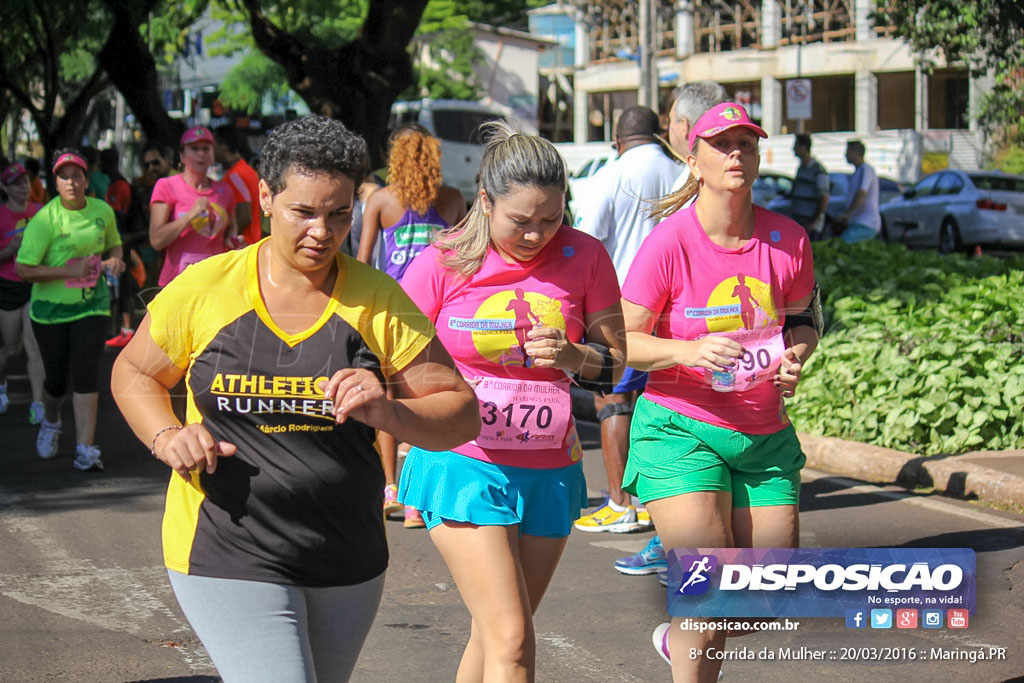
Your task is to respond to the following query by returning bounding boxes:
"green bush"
[788,240,1024,455]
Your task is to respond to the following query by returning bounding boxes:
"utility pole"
[638,0,657,109]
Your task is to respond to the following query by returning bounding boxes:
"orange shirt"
[28,176,48,204]
[224,158,261,245]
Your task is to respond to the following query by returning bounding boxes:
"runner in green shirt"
[15,150,124,470]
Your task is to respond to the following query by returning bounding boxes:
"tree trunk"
[98,2,182,147]
[242,0,430,167]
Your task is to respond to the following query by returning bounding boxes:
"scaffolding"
[569,0,892,60]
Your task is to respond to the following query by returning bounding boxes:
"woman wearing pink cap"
[619,102,821,679]
[149,126,239,286]
[15,150,125,470]
[0,162,45,422]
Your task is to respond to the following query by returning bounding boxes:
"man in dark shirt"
[789,133,830,237]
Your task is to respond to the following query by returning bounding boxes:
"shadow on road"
[899,527,1024,553]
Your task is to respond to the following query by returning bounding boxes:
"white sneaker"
[653,622,671,665]
[0,384,8,414]
[36,419,61,459]
[73,444,104,472]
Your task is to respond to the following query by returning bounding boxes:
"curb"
[798,433,1024,510]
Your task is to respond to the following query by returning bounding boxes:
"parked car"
[389,99,507,202]
[880,170,1024,253]
[565,153,612,220]
[752,171,793,207]
[766,172,903,231]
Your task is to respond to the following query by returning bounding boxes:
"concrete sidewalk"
[799,433,1024,510]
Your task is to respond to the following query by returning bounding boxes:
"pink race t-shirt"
[0,203,41,281]
[151,174,235,285]
[622,204,815,434]
[402,225,620,468]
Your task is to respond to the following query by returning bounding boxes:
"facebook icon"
[845,609,867,629]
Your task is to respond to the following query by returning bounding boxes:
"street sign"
[786,78,812,120]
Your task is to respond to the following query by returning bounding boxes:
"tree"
[98,0,203,147]
[876,0,1024,145]
[222,0,430,165]
[0,0,111,168]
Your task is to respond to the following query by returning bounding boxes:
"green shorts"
[622,396,805,508]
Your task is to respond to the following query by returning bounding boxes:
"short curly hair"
[388,123,441,215]
[258,116,370,196]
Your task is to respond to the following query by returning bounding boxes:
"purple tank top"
[382,206,450,281]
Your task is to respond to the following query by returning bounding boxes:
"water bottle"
[710,369,736,392]
[105,270,119,300]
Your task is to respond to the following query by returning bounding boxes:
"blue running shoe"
[613,535,666,575]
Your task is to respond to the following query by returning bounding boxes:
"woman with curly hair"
[357,123,466,280]
[358,123,466,527]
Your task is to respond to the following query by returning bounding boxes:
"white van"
[389,99,507,202]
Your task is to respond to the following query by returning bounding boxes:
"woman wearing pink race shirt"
[399,122,626,681]
[149,126,239,286]
[621,102,821,681]
[0,162,45,422]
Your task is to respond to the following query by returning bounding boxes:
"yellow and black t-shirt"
[148,242,435,586]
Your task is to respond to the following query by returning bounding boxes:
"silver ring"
[355,384,364,392]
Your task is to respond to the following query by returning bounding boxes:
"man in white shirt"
[572,106,681,534]
[835,139,880,243]
[574,106,681,281]
[665,81,728,193]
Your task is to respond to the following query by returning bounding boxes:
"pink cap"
[688,102,767,150]
[52,153,89,175]
[1,162,27,185]
[180,126,214,146]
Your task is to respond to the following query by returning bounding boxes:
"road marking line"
[537,631,648,683]
[0,486,214,671]
[803,469,1023,530]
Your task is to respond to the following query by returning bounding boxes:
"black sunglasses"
[144,160,163,168]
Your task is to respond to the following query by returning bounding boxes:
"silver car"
[880,170,1024,253]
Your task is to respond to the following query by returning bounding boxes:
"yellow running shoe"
[573,499,640,533]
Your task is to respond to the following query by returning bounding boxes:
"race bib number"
[64,255,102,288]
[473,377,570,450]
[704,326,785,392]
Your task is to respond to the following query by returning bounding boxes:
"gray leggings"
[168,570,384,683]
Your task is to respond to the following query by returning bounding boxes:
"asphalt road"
[1,353,1022,682]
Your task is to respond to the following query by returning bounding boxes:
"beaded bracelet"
[150,425,183,457]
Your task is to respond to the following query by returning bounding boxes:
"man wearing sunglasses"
[128,143,176,289]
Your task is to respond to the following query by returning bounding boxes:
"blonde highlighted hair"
[433,121,566,276]
[387,123,442,214]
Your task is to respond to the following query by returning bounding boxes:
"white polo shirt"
[573,143,683,284]
[846,162,881,231]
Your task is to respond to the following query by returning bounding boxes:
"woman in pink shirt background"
[149,126,238,286]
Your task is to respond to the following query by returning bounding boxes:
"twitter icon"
[870,609,892,629]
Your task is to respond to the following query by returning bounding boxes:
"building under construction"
[530,1,983,178]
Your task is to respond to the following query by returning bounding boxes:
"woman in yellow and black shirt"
[111,116,479,682]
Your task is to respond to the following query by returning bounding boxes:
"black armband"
[783,283,824,336]
[573,341,617,394]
